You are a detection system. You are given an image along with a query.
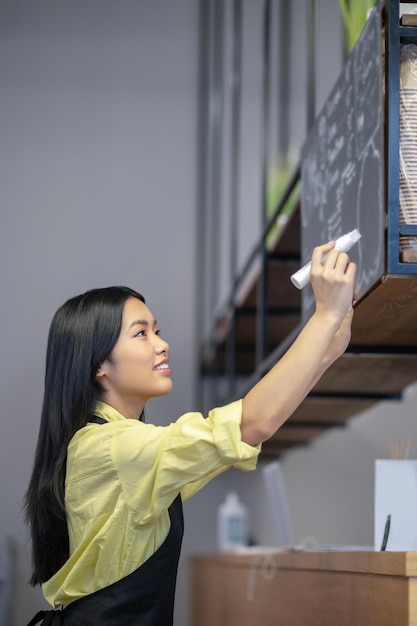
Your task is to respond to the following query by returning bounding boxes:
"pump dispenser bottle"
[217,492,248,552]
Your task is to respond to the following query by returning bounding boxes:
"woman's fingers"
[310,241,357,321]
[311,241,336,268]
[311,243,356,279]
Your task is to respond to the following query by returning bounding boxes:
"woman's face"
[97,297,172,416]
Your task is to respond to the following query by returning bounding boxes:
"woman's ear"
[95,359,112,387]
[95,364,108,394]
[95,365,105,380]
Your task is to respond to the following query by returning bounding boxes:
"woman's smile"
[154,360,171,375]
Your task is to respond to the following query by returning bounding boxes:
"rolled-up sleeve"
[179,400,261,501]
[112,400,260,522]
[205,400,260,468]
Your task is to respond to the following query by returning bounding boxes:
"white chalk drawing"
[300,4,383,319]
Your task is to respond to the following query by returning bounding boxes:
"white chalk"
[290,229,361,290]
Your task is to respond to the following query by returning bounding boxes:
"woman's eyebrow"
[128,319,157,330]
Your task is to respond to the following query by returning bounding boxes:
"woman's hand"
[310,241,357,327]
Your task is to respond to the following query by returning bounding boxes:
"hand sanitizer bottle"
[217,492,248,552]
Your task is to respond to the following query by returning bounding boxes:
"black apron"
[27,416,184,626]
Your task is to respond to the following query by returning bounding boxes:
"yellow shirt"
[42,400,260,608]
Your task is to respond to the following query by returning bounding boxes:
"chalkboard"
[300,3,384,320]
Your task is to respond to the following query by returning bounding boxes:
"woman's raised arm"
[240,241,357,446]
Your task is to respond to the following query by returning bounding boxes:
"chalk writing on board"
[300,4,383,319]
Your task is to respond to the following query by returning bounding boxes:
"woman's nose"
[156,338,169,355]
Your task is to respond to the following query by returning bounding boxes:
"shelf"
[201,204,302,377]
[199,1,417,458]
[201,201,417,458]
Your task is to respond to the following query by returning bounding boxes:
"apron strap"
[26,609,63,626]
[88,416,108,425]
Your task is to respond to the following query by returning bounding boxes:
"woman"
[25,242,356,625]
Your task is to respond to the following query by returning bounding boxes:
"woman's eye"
[155,329,162,336]
[135,330,146,337]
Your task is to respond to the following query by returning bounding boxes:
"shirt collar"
[94,401,130,423]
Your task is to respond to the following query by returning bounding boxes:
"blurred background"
[1,2,417,625]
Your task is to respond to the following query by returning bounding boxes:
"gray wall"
[280,384,417,549]
[0,2,203,624]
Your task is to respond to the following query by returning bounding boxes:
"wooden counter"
[191,551,417,625]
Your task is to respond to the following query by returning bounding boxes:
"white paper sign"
[374,459,417,551]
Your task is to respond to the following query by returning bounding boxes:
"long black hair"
[24,286,145,586]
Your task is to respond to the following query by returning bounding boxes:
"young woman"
[25,242,356,625]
